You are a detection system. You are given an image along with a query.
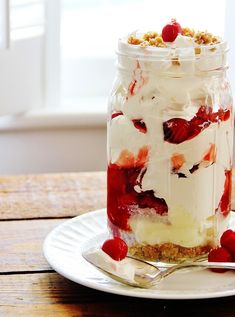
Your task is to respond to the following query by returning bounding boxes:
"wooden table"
[1,171,235,317]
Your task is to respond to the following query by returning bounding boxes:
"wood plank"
[0,219,64,272]
[0,272,235,317]
[0,172,106,220]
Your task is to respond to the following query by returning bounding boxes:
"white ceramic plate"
[43,209,235,299]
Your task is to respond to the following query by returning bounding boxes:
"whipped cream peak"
[173,34,196,48]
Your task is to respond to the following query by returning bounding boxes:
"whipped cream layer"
[108,33,233,248]
[118,34,228,74]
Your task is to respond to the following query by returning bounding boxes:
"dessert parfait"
[107,20,233,262]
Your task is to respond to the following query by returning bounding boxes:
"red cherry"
[163,118,190,144]
[220,229,235,255]
[102,237,128,261]
[208,247,232,273]
[162,19,182,42]
[208,248,232,273]
[171,19,182,34]
[220,229,234,246]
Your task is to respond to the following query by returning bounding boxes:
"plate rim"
[43,209,235,300]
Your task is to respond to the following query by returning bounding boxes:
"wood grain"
[0,273,234,317]
[0,219,65,272]
[0,172,106,220]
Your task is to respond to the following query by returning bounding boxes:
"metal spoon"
[82,251,235,288]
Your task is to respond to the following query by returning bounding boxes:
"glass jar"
[107,37,233,262]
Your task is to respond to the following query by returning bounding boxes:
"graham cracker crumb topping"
[194,31,220,45]
[128,33,166,47]
[127,27,221,48]
[182,27,195,37]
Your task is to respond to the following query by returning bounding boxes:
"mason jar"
[107,35,233,262]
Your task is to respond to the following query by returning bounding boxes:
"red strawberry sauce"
[107,148,168,232]
[218,169,232,216]
[128,80,137,96]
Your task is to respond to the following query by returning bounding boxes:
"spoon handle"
[186,261,235,269]
[160,261,235,279]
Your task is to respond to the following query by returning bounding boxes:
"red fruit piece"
[172,19,182,33]
[101,237,128,261]
[214,108,230,122]
[111,111,123,119]
[208,247,232,273]
[220,229,235,254]
[162,105,231,145]
[138,190,168,215]
[132,119,147,133]
[162,19,182,42]
[220,109,230,121]
[196,105,212,121]
[163,118,189,144]
[220,229,234,245]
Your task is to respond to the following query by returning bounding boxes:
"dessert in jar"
[107,20,233,262]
